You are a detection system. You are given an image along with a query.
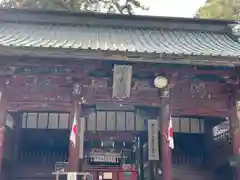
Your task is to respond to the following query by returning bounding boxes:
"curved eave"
[0,45,239,67]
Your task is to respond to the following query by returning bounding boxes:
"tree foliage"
[0,0,148,14]
[197,0,240,20]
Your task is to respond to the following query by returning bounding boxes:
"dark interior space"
[174,133,206,155]
[214,164,234,180]
[140,131,207,166]
[18,129,69,164]
[172,133,207,166]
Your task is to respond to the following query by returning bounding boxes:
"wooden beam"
[0,46,239,67]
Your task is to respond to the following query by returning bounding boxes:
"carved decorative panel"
[171,82,229,117]
[130,89,160,107]
[9,102,72,112]
[132,79,153,90]
[9,66,73,75]
[7,87,72,103]
[172,97,229,117]
[20,93,71,102]
[83,86,160,107]
[173,81,227,98]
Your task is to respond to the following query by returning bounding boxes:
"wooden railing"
[18,150,68,164]
[14,150,68,178]
[171,154,212,180]
[172,154,208,167]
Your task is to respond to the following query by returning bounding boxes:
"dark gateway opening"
[18,129,69,165]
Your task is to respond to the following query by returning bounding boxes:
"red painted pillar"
[68,99,82,172]
[0,126,4,172]
[68,83,84,173]
[161,103,172,180]
[0,78,8,174]
[229,94,240,180]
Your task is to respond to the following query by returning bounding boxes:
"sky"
[135,0,207,17]
[0,0,207,18]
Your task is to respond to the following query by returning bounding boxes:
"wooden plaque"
[148,119,159,160]
[112,65,132,99]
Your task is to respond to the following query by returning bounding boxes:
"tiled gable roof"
[0,8,240,58]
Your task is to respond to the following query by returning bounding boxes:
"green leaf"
[197,0,240,20]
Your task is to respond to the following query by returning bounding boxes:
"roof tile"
[0,23,240,57]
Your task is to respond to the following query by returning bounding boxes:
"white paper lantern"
[154,76,168,89]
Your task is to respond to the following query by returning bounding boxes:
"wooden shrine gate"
[0,8,240,180]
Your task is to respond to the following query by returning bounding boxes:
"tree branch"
[0,0,148,15]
